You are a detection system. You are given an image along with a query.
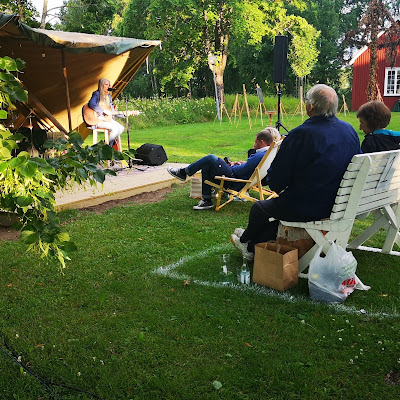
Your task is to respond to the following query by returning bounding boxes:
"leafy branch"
[0,55,130,269]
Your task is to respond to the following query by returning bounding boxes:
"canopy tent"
[0,13,161,139]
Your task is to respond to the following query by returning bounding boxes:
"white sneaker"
[230,234,254,260]
[233,228,245,238]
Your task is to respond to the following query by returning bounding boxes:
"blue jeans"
[186,155,237,199]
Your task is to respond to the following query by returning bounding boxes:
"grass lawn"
[116,111,400,163]
[1,112,400,399]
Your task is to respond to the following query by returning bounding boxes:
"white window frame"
[384,67,400,96]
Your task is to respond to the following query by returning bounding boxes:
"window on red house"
[384,67,400,96]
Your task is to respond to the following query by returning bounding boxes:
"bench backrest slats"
[329,150,400,221]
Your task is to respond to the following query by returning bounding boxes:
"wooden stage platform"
[55,162,188,211]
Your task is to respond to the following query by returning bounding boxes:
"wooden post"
[61,49,72,132]
[243,84,252,129]
[231,93,239,123]
[338,94,351,116]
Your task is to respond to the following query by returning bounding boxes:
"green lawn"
[115,111,400,163]
[1,113,400,399]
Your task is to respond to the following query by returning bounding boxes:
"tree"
[118,0,319,99]
[0,56,127,268]
[0,0,38,24]
[57,0,126,35]
[345,0,400,101]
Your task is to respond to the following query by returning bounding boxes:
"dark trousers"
[240,198,318,253]
[186,155,239,199]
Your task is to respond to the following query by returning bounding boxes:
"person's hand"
[103,109,112,116]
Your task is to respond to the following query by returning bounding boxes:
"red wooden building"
[350,28,400,111]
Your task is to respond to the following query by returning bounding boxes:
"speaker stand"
[275,83,289,134]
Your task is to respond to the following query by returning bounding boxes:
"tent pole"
[16,78,68,135]
[61,49,73,132]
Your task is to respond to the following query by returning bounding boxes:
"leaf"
[18,161,37,178]
[16,195,33,207]
[100,145,113,160]
[212,381,222,390]
[2,56,18,71]
[0,147,11,159]
[0,110,7,119]
[19,230,38,244]
[57,232,70,242]
[9,132,25,141]
[76,167,88,180]
[60,241,78,253]
[93,169,106,183]
[0,161,8,173]
[84,163,98,172]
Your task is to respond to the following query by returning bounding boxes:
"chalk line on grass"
[152,244,399,319]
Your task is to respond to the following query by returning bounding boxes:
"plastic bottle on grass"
[239,257,250,284]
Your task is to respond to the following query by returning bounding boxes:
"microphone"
[108,88,117,92]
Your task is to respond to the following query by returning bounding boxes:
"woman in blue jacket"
[87,78,124,147]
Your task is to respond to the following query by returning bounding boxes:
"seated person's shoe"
[230,234,254,260]
[193,199,214,210]
[167,167,187,181]
[233,228,245,238]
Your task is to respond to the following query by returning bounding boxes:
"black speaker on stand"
[135,143,168,166]
[273,35,289,134]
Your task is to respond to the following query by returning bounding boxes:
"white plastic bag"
[308,242,359,303]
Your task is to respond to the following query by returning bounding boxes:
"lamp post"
[208,54,221,121]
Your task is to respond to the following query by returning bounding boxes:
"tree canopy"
[116,0,319,98]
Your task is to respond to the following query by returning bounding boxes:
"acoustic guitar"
[82,103,141,126]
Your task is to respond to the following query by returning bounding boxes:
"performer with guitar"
[83,78,129,148]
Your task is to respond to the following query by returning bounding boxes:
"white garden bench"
[280,150,400,277]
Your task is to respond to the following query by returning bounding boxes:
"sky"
[31,0,65,23]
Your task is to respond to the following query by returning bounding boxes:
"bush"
[116,94,304,130]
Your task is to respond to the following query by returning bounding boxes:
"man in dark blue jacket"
[231,84,362,259]
[167,128,278,210]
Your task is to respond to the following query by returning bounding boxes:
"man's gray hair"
[306,84,338,117]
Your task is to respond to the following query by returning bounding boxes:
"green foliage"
[117,0,319,96]
[0,56,131,268]
[0,0,39,24]
[115,94,301,130]
[56,0,121,34]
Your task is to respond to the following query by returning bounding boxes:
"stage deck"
[55,162,188,210]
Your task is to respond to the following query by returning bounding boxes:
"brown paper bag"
[253,241,298,291]
[276,237,314,259]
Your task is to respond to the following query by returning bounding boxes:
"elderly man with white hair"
[231,84,362,260]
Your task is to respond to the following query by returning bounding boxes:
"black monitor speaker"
[273,35,288,84]
[135,143,168,166]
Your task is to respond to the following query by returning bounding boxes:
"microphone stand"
[120,95,147,171]
[125,95,132,168]
[275,83,289,134]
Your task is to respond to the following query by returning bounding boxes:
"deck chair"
[204,139,283,211]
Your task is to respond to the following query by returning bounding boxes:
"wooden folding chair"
[205,139,283,211]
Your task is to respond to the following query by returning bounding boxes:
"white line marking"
[152,244,398,318]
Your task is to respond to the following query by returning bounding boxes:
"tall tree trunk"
[17,0,25,22]
[40,0,49,29]
[367,23,379,101]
